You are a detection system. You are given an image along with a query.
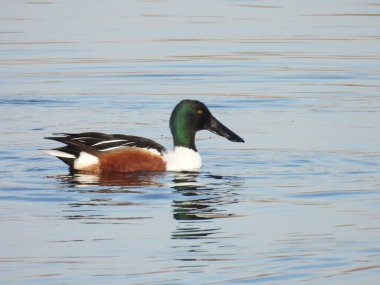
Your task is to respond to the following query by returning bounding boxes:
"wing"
[45,132,167,168]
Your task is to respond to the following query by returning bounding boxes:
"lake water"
[1,0,380,284]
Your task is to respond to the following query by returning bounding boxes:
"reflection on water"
[55,171,166,187]
[171,172,242,239]
[172,172,240,221]
[52,170,244,242]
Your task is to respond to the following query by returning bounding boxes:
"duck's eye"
[197,109,203,115]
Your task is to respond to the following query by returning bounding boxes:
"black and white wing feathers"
[45,132,167,168]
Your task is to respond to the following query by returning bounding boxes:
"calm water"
[1,1,380,284]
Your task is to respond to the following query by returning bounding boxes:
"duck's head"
[170,100,244,151]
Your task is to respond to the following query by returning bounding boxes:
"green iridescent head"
[169,100,244,151]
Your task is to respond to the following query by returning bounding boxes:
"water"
[1,0,380,284]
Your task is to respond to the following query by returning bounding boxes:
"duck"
[45,99,244,173]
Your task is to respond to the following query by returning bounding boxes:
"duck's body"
[46,100,244,173]
[46,133,202,173]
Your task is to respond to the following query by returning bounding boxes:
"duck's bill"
[206,116,244,143]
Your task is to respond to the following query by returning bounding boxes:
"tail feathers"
[44,149,76,159]
[44,148,76,168]
[45,136,101,170]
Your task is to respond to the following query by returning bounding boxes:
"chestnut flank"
[99,147,166,173]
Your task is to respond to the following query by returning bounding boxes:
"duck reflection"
[53,171,167,223]
[171,171,241,239]
[52,170,242,236]
[54,171,165,188]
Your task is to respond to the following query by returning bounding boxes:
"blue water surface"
[1,1,380,284]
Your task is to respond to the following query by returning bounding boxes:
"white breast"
[163,147,202,171]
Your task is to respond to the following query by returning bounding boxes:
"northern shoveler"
[45,100,244,173]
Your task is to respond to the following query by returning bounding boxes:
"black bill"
[205,116,244,143]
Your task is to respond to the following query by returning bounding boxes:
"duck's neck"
[170,113,197,151]
[171,127,197,151]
